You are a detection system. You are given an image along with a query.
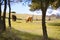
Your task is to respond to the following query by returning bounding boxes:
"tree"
[29,0,60,40]
[3,0,7,31]
[7,0,22,28]
[8,0,11,29]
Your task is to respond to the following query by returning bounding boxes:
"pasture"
[0,14,60,40]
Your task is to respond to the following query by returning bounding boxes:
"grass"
[48,22,60,26]
[5,19,60,40]
[46,19,60,40]
[0,15,60,40]
[47,19,60,26]
[0,28,42,40]
[0,27,59,40]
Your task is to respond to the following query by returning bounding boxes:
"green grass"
[0,19,60,40]
[47,19,60,26]
[0,28,59,40]
[0,28,42,40]
[11,20,42,35]
[46,19,60,40]
[48,22,60,26]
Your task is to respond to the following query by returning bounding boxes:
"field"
[0,14,60,40]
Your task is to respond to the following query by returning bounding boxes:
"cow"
[12,15,17,21]
[26,17,33,23]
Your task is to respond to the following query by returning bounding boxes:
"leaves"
[29,0,60,11]
[29,2,41,11]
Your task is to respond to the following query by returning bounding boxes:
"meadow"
[0,14,60,40]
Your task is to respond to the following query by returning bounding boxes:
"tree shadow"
[0,20,5,33]
[0,27,60,40]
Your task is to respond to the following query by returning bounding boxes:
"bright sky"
[1,2,60,15]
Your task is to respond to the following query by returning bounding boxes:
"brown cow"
[26,17,33,23]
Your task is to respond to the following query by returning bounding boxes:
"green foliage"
[56,0,60,8]
[29,2,41,11]
[32,0,40,2]
[30,0,60,11]
[50,0,60,9]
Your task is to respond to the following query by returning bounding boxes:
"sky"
[1,2,60,15]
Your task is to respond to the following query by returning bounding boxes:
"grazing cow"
[12,15,17,21]
[26,17,33,23]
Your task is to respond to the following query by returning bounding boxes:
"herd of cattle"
[12,15,33,22]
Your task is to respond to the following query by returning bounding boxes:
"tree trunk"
[0,0,2,20]
[3,0,7,31]
[42,10,48,40]
[8,0,11,29]
[41,2,48,40]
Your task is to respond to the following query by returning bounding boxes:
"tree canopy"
[29,0,60,11]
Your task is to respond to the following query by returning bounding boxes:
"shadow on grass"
[48,22,60,26]
[0,28,60,40]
